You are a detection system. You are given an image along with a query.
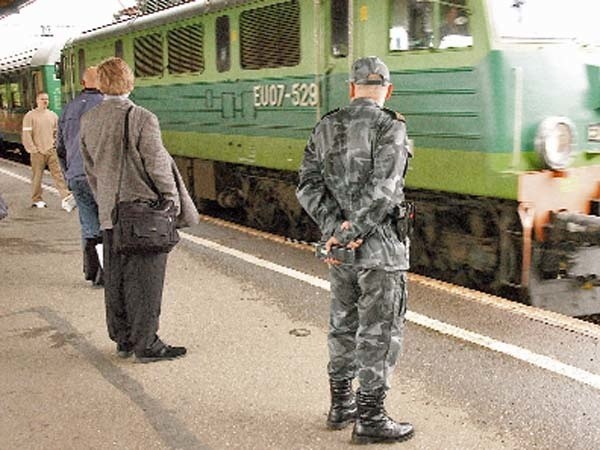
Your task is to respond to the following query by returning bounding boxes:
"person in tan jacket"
[22,91,74,210]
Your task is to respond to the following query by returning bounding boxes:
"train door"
[59,52,73,103]
[61,49,77,101]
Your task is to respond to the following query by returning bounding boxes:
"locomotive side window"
[115,40,124,58]
[78,48,86,82]
[389,0,472,51]
[134,33,164,78]
[331,0,348,57]
[216,16,230,72]
[240,0,300,70]
[168,24,204,74]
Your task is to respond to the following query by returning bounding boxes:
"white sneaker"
[61,194,77,212]
[32,201,47,208]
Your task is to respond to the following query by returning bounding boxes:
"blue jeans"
[68,177,101,241]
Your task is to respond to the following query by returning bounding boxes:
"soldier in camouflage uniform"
[296,57,414,444]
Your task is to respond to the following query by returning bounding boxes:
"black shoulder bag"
[111,106,180,254]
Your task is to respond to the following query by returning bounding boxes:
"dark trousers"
[103,229,168,353]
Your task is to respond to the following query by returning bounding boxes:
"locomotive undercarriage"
[175,157,528,302]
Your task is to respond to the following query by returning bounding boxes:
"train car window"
[22,77,31,109]
[216,16,230,73]
[438,1,472,49]
[240,0,300,70]
[60,55,67,86]
[168,24,204,74]
[331,0,348,57]
[78,49,86,82]
[134,33,164,77]
[115,40,124,58]
[10,83,21,108]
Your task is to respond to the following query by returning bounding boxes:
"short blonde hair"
[97,57,134,95]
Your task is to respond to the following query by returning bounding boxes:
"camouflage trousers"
[327,266,408,393]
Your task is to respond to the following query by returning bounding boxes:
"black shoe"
[135,343,187,363]
[116,343,133,358]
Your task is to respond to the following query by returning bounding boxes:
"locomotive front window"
[488,0,600,43]
[389,0,471,51]
[438,1,471,49]
[389,0,429,51]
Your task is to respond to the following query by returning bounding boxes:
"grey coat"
[81,97,197,230]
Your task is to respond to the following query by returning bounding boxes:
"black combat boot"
[351,388,414,444]
[326,378,357,430]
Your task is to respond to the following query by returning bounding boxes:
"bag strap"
[115,106,135,204]
[115,105,164,203]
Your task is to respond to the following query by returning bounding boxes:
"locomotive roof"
[68,0,254,46]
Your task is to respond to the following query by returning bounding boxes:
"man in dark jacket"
[57,66,104,286]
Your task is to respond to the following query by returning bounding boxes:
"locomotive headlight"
[534,116,577,170]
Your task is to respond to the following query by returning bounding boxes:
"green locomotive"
[3,0,599,315]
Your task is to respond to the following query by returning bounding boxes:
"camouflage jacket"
[296,97,412,270]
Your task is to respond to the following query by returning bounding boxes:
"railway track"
[199,212,600,332]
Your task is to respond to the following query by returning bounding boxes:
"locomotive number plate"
[253,82,319,108]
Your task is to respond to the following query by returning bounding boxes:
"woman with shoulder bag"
[81,57,197,363]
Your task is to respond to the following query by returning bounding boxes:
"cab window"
[389,0,471,51]
[438,1,472,49]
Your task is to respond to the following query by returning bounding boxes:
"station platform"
[1,158,600,450]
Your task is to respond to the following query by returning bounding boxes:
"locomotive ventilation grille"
[240,0,300,70]
[167,23,205,74]
[134,33,163,77]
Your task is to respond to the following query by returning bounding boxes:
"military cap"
[350,56,390,85]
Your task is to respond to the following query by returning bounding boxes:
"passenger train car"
[0,38,64,159]
[1,0,599,316]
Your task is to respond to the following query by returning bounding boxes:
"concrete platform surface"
[1,159,599,450]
